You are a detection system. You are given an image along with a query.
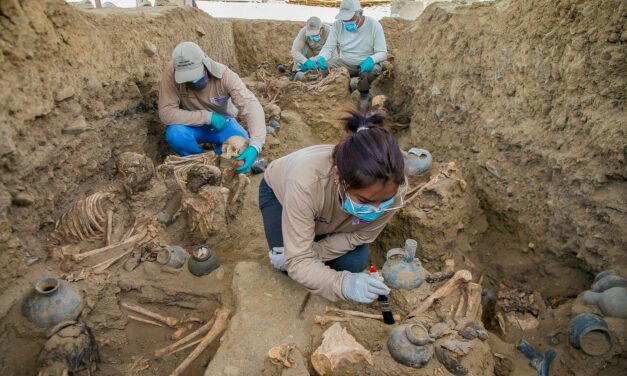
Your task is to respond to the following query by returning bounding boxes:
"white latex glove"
[342,272,390,303]
[269,247,286,271]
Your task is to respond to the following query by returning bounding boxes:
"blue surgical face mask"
[341,190,395,223]
[343,21,358,33]
[308,35,321,43]
[187,73,208,91]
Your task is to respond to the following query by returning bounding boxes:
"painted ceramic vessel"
[583,287,627,319]
[188,245,220,277]
[388,323,433,368]
[156,245,187,269]
[382,239,424,290]
[403,148,433,177]
[591,270,627,293]
[567,313,612,356]
[22,277,84,328]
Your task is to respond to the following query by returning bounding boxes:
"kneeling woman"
[259,109,406,303]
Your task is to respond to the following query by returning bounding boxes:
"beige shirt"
[158,61,266,151]
[290,24,332,66]
[263,145,402,301]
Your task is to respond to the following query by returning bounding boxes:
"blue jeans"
[165,118,249,156]
[258,178,369,273]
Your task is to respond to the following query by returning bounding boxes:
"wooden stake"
[168,308,230,376]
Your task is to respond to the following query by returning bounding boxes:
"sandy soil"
[0,0,625,375]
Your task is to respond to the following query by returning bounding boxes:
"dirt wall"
[387,0,626,295]
[0,0,247,292]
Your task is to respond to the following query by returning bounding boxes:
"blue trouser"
[258,178,369,273]
[165,118,249,156]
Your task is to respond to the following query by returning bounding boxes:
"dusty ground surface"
[0,0,625,375]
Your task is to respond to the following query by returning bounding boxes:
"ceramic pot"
[387,323,433,368]
[156,245,187,269]
[188,245,220,277]
[403,148,433,177]
[591,270,627,293]
[382,239,424,290]
[583,287,627,319]
[22,277,84,328]
[567,313,612,356]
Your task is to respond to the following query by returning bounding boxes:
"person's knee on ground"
[165,125,204,156]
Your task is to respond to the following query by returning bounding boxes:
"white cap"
[171,42,206,84]
[336,0,362,21]
[305,16,323,36]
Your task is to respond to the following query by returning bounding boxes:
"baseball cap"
[305,16,322,36]
[336,0,362,21]
[172,41,208,84]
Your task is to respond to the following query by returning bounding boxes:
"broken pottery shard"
[311,322,373,376]
[435,346,468,376]
[441,339,472,356]
[429,322,451,339]
[458,322,488,341]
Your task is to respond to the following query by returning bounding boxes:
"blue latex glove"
[317,56,329,71]
[342,272,390,303]
[269,247,286,271]
[235,145,259,174]
[300,59,316,72]
[359,57,375,73]
[210,113,227,131]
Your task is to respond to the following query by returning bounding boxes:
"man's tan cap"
[336,0,362,21]
[172,41,208,84]
[305,16,323,36]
